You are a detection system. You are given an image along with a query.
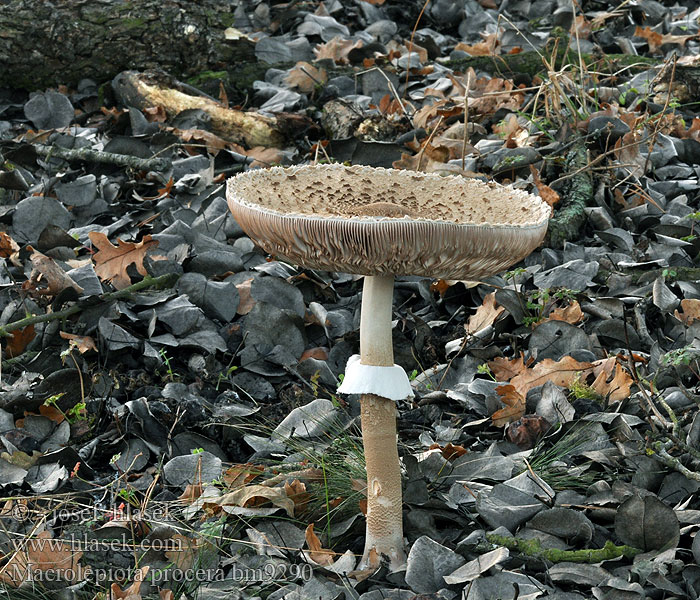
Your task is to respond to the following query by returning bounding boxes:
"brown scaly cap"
[227,164,550,280]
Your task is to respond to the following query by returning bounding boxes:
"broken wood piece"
[113,70,286,148]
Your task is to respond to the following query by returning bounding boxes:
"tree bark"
[0,0,255,91]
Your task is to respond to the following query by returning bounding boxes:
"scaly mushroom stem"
[359,274,406,569]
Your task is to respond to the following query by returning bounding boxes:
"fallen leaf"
[466,292,505,334]
[529,165,560,211]
[544,301,584,324]
[674,299,700,324]
[59,331,98,354]
[492,385,526,426]
[509,356,594,397]
[300,347,329,361]
[214,484,295,516]
[110,566,149,599]
[38,403,65,424]
[179,483,203,504]
[285,62,327,94]
[164,535,201,570]
[5,325,35,358]
[25,531,87,584]
[429,442,468,460]
[634,26,698,53]
[89,232,158,290]
[24,246,84,296]
[236,278,256,315]
[590,362,632,402]
[223,463,265,488]
[0,231,19,258]
[454,33,499,56]
[305,523,335,566]
[489,353,531,381]
[314,37,363,64]
[285,479,311,511]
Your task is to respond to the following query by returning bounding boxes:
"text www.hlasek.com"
[11,535,313,584]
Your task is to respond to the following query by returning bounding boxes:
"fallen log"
[0,0,255,91]
[112,71,286,148]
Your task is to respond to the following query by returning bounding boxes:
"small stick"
[35,144,171,172]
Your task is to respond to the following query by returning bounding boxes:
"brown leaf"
[305,523,336,566]
[634,26,698,53]
[492,385,526,426]
[223,463,265,488]
[246,146,287,168]
[236,278,256,315]
[300,347,329,361]
[285,479,311,511]
[509,356,594,397]
[590,362,632,403]
[544,301,584,324]
[89,232,158,290]
[110,566,149,600]
[429,442,468,461]
[285,62,327,94]
[25,246,84,296]
[38,402,66,424]
[26,531,87,584]
[466,292,505,334]
[454,33,499,56]
[313,37,363,64]
[0,231,19,258]
[5,325,35,358]
[214,484,295,516]
[164,535,201,570]
[674,299,700,324]
[529,165,560,211]
[59,331,98,354]
[179,483,203,504]
[488,353,530,381]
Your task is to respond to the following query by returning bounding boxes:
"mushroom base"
[360,392,405,570]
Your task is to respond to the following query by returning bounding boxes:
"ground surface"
[2,0,700,599]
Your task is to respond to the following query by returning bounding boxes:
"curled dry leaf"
[314,37,363,64]
[235,278,256,315]
[529,165,560,212]
[212,484,295,516]
[305,523,336,566]
[223,463,265,488]
[0,231,20,258]
[89,232,158,290]
[24,246,84,297]
[454,33,500,56]
[59,331,98,354]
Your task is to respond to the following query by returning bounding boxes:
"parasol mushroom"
[227,164,549,569]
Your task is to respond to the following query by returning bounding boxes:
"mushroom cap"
[227,164,549,280]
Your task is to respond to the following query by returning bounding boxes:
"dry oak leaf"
[467,292,505,334]
[236,277,256,315]
[634,26,698,53]
[89,232,158,290]
[59,331,98,354]
[285,478,311,511]
[544,301,584,325]
[454,33,500,56]
[674,299,700,324]
[223,463,265,488]
[591,362,632,402]
[305,523,336,566]
[492,384,526,426]
[509,356,594,397]
[164,534,203,570]
[488,353,532,381]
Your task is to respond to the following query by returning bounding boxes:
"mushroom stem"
[359,274,406,569]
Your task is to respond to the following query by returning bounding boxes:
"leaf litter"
[2,0,700,598]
